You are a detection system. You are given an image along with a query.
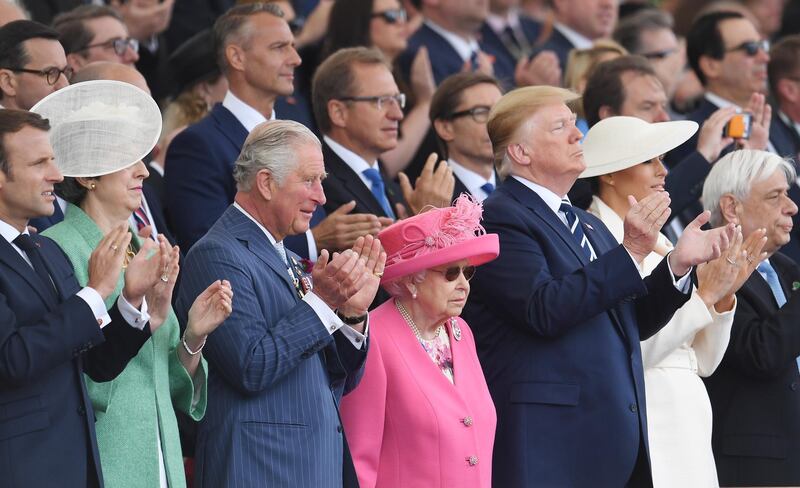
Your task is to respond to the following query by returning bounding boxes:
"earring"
[89,182,96,190]
[411,291,417,299]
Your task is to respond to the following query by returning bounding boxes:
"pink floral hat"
[379,194,499,284]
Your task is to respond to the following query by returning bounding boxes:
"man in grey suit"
[176,119,385,488]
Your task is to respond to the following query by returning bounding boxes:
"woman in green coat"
[36,80,233,488]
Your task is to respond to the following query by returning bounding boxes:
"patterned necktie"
[13,233,57,300]
[274,240,289,266]
[757,261,787,307]
[480,182,495,195]
[132,205,156,240]
[469,49,480,71]
[362,167,396,219]
[559,199,595,261]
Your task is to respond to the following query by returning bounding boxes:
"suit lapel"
[323,143,388,216]
[211,104,249,153]
[0,237,58,307]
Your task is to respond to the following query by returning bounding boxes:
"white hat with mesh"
[30,80,162,177]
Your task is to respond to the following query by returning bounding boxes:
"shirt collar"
[510,174,565,214]
[485,9,521,33]
[0,218,28,245]
[779,110,800,135]
[222,90,276,133]
[704,91,740,110]
[323,135,379,174]
[233,202,279,247]
[448,159,495,201]
[424,19,480,61]
[553,22,593,50]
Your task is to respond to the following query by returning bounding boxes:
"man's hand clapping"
[670,211,736,276]
[398,153,455,216]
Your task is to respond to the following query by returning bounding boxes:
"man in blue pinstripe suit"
[176,120,385,487]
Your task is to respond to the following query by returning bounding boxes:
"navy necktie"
[559,199,595,261]
[362,168,396,219]
[480,182,495,195]
[469,50,480,71]
[13,233,57,300]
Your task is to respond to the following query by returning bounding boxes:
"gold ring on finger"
[725,257,737,266]
[111,244,119,251]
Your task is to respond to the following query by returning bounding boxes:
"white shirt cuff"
[623,248,644,274]
[305,229,317,261]
[339,315,369,350]
[665,251,692,293]
[302,292,367,349]
[76,287,112,328]
[116,293,151,330]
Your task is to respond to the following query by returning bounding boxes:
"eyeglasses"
[430,265,476,282]
[640,48,677,60]
[339,93,406,110]
[2,66,74,85]
[725,39,770,57]
[449,105,491,123]
[372,8,407,24]
[81,37,140,56]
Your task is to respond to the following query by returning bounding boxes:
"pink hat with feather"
[379,194,499,284]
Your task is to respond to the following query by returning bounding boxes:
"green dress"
[43,203,207,488]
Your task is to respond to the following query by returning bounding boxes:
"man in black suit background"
[429,71,502,202]
[702,149,800,486]
[538,0,618,73]
[0,109,162,487]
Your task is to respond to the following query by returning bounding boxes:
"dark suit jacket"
[666,98,719,168]
[479,16,543,90]
[176,206,366,488]
[321,141,406,219]
[704,252,800,486]
[535,27,574,73]
[0,232,150,487]
[462,177,691,487]
[28,201,64,234]
[398,23,471,85]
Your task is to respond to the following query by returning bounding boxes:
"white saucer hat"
[30,80,162,177]
[580,116,698,178]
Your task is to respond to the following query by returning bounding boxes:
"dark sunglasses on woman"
[432,265,476,282]
[372,8,407,24]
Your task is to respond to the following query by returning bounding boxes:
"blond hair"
[563,39,628,95]
[488,85,580,178]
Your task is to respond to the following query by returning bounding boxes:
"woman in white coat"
[581,116,767,487]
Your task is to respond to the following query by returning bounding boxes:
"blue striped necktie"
[362,167,396,219]
[559,199,595,261]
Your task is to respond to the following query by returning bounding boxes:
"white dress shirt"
[424,19,481,62]
[233,203,368,349]
[448,159,496,202]
[324,135,382,191]
[552,22,593,50]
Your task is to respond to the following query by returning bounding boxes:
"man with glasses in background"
[53,5,139,72]
[429,72,503,202]
[312,46,455,244]
[0,20,70,111]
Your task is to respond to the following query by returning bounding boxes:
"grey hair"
[233,120,321,192]
[213,2,284,74]
[702,149,797,227]
[384,270,427,298]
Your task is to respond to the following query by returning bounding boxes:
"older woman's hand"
[87,225,132,301]
[337,235,387,321]
[186,279,233,341]
[727,227,768,296]
[144,236,180,332]
[122,235,169,313]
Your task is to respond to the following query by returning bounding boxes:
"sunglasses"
[431,265,476,282]
[726,39,770,57]
[372,8,407,24]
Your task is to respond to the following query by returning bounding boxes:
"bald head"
[0,1,26,27]
[71,61,150,94]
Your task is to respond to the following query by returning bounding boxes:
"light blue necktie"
[559,199,595,261]
[362,168,395,219]
[480,182,495,195]
[757,261,797,371]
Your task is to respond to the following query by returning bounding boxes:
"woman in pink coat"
[340,195,499,488]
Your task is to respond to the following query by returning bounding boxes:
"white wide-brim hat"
[579,116,698,178]
[30,80,162,177]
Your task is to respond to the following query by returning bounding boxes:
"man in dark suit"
[462,85,734,486]
[0,109,158,487]
[429,71,503,202]
[165,3,366,258]
[176,119,384,488]
[701,149,800,486]
[312,46,455,249]
[536,0,617,72]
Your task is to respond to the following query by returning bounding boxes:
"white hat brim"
[579,116,698,178]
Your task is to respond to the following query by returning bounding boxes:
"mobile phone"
[723,112,752,139]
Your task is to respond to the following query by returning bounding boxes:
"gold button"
[468,456,479,466]
[462,416,473,427]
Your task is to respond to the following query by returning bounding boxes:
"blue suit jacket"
[462,177,690,487]
[479,16,543,90]
[535,27,573,73]
[176,206,367,488]
[0,232,150,487]
[398,23,471,85]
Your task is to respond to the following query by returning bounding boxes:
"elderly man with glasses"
[0,20,70,111]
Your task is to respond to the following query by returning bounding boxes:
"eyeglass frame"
[725,39,770,57]
[371,8,408,24]
[1,66,74,85]
[448,105,492,123]
[429,264,476,282]
[79,37,140,56]
[338,93,407,111]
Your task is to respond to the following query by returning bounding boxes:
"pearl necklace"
[395,300,444,342]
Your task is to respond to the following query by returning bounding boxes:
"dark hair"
[213,2,284,74]
[429,72,501,159]
[582,55,656,127]
[0,20,60,74]
[56,177,93,205]
[0,109,50,175]
[768,35,800,102]
[686,11,744,86]
[312,46,389,134]
[613,9,674,54]
[52,5,123,54]
[321,0,374,61]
